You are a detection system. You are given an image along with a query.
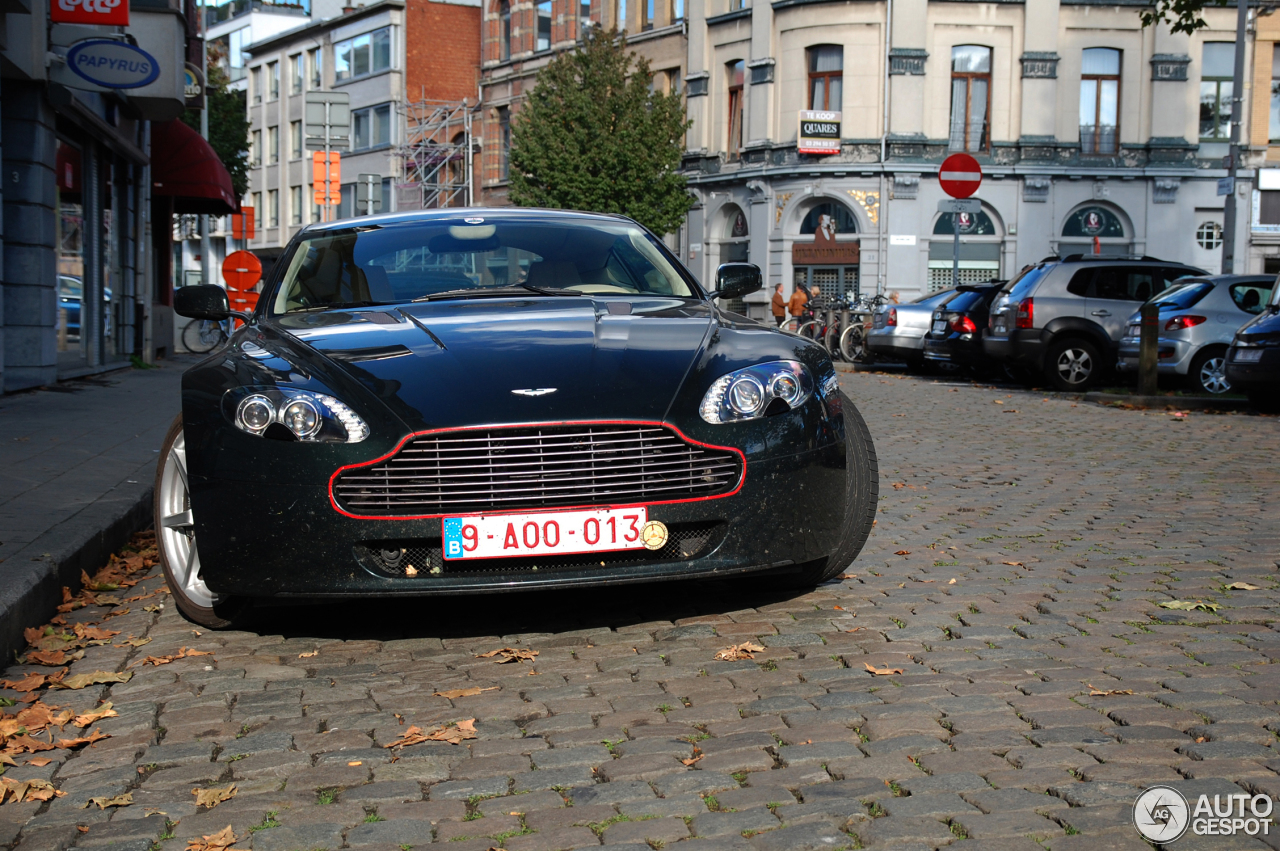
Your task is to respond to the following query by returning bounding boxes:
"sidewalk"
[0,357,193,660]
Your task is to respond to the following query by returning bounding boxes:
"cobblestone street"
[3,372,1279,851]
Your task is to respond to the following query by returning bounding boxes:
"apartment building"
[680,0,1249,317]
[479,0,687,206]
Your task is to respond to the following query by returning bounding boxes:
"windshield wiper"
[412,284,583,302]
[288,301,384,313]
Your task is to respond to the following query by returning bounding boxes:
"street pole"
[952,214,960,290]
[1221,0,1249,275]
[198,0,211,286]
[324,100,331,222]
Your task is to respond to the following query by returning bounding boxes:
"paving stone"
[747,822,852,851]
[880,793,980,819]
[248,823,346,851]
[849,815,957,847]
[951,811,1064,840]
[603,815,690,845]
[690,809,780,837]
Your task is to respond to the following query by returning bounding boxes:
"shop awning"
[151,119,239,215]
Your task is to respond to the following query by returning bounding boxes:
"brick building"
[478,0,686,209]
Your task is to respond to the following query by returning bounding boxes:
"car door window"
[1066,269,1093,297]
[1230,282,1273,314]
[1093,267,1157,302]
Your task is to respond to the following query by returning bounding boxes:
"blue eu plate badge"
[443,518,465,559]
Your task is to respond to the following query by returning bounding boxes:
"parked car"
[1116,275,1274,395]
[160,209,879,628]
[984,255,1206,391]
[1225,280,1280,412]
[922,283,1004,373]
[58,275,113,341]
[866,288,956,369]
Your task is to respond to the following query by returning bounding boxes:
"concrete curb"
[1083,392,1253,412]
[0,466,155,665]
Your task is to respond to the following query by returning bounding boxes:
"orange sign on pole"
[231,208,255,240]
[222,250,263,316]
[312,151,341,207]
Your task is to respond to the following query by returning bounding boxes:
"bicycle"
[182,318,230,354]
[838,293,891,364]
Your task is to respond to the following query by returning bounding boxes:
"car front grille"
[333,423,743,516]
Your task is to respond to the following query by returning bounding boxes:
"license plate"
[932,320,947,334]
[1127,324,1141,337]
[993,323,1006,334]
[443,507,649,560]
[1234,348,1264,363]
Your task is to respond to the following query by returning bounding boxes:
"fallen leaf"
[23,650,82,667]
[680,755,702,766]
[185,825,242,851]
[51,670,131,690]
[892,482,906,489]
[73,624,119,641]
[347,761,362,767]
[55,729,109,749]
[1158,600,1220,612]
[475,648,539,664]
[433,686,499,700]
[73,703,118,727]
[1195,736,1207,743]
[0,777,64,804]
[132,647,214,667]
[839,573,857,579]
[713,641,766,661]
[83,792,133,809]
[845,627,865,633]
[948,579,957,585]
[833,605,844,611]
[1227,581,1263,591]
[144,808,168,816]
[384,718,478,748]
[298,650,319,658]
[26,757,52,767]
[1086,684,1134,697]
[102,608,130,619]
[115,637,152,648]
[93,595,123,607]
[894,550,911,556]
[5,735,57,753]
[1002,409,1019,414]
[864,662,904,676]
[1002,561,1024,567]
[192,784,237,809]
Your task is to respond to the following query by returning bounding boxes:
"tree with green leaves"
[1141,0,1229,35]
[508,28,693,236]
[181,41,250,197]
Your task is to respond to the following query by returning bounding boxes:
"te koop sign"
[67,40,160,89]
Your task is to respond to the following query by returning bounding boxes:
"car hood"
[270,298,714,431]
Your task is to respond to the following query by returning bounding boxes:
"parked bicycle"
[838,293,891,363]
[182,318,231,354]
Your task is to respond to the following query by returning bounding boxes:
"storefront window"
[56,141,84,362]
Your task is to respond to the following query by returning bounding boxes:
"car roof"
[298,207,636,235]
[1035,254,1200,267]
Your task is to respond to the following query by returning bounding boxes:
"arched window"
[1062,205,1125,238]
[499,0,511,60]
[807,45,843,111]
[949,46,990,152]
[800,202,858,235]
[933,211,997,235]
[1080,48,1120,154]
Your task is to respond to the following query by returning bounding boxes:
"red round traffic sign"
[940,153,982,199]
[222,250,262,293]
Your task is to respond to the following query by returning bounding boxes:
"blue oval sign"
[67,39,160,89]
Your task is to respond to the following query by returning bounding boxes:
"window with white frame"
[352,104,393,150]
[267,189,279,227]
[290,53,303,95]
[537,0,552,50]
[250,129,262,166]
[335,27,392,82]
[267,61,279,100]
[290,121,302,159]
[309,47,322,88]
[1200,42,1234,142]
[268,125,279,163]
[1080,48,1120,155]
[291,186,303,225]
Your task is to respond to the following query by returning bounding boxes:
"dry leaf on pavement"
[51,670,131,690]
[83,792,133,809]
[948,579,957,585]
[383,718,478,748]
[433,686,498,700]
[298,650,319,658]
[475,648,538,664]
[73,703,118,727]
[26,757,52,767]
[143,604,164,613]
[894,550,911,556]
[0,671,65,692]
[0,777,64,804]
[55,729,109,749]
[864,662,904,676]
[133,647,213,667]
[1086,684,1133,697]
[1002,561,1024,567]
[1158,600,1220,612]
[73,624,119,641]
[4,735,57,753]
[186,825,244,851]
[23,650,83,667]
[1227,581,1263,591]
[192,784,237,809]
[713,641,765,661]
[115,637,152,648]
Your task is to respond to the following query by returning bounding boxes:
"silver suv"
[983,256,1205,391]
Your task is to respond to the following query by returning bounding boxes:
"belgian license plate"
[442,507,649,560]
[1127,324,1141,337]
[993,323,1006,334]
[1234,348,1264,363]
[932,320,947,334]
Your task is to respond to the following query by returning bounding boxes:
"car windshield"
[271,217,697,313]
[1150,281,1213,311]
[913,289,955,307]
[1003,264,1049,302]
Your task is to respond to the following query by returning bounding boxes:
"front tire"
[782,392,879,589]
[1045,337,1103,392]
[155,414,247,629]
[1188,347,1231,395]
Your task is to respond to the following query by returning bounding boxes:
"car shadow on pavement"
[245,576,812,641]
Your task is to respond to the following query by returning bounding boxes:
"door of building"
[795,266,859,301]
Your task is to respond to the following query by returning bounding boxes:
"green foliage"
[181,41,250,198]
[508,28,693,236]
[1140,0,1227,35]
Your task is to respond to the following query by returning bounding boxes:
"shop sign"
[798,110,841,155]
[51,0,128,26]
[67,40,160,89]
[184,63,205,109]
[793,213,860,265]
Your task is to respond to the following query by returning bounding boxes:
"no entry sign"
[940,153,982,199]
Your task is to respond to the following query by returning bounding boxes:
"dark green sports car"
[161,209,878,628]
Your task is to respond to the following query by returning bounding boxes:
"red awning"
[151,119,239,215]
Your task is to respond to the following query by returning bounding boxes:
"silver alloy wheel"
[1055,347,1093,385]
[158,430,222,608]
[1198,355,1231,394]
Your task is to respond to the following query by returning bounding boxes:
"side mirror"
[175,285,231,321]
[713,263,763,302]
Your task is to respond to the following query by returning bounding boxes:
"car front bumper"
[1116,337,1195,376]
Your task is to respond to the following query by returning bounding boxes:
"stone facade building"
[679,0,1250,318]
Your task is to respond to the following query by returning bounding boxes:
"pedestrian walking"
[771,284,786,326]
[789,283,810,319]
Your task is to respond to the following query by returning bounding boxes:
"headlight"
[700,361,814,424]
[224,387,370,443]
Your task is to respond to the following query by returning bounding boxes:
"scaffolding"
[396,99,475,211]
